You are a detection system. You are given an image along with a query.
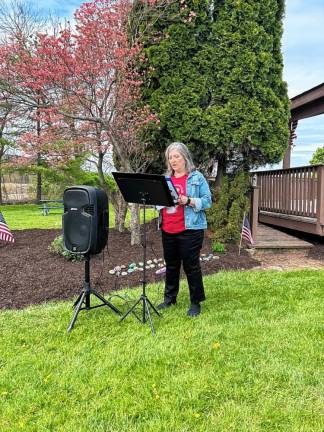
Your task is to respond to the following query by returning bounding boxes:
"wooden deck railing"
[252,165,324,236]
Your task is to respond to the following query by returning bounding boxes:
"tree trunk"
[36,114,42,202]
[0,165,2,204]
[97,150,127,232]
[129,203,141,245]
[97,151,109,195]
[112,190,128,232]
[0,148,3,204]
[36,164,42,202]
[215,158,226,190]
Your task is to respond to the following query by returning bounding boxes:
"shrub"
[207,172,250,244]
[49,234,84,262]
[212,242,225,254]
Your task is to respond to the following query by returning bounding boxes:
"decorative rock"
[128,269,134,273]
[120,265,126,269]
[158,263,164,267]
[153,259,158,263]
[109,269,115,275]
[145,265,150,269]
[138,268,144,271]
[121,271,128,276]
[155,266,166,275]
[139,262,144,267]
[147,260,152,264]
[150,264,155,268]
[212,255,219,260]
[157,258,163,262]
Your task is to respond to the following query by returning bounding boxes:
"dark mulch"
[0,221,260,310]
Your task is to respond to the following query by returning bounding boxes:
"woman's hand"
[178,194,188,206]
[178,194,195,207]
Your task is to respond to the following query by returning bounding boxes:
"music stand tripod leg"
[146,296,161,317]
[120,296,142,322]
[144,297,155,335]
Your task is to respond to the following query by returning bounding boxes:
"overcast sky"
[5,0,324,167]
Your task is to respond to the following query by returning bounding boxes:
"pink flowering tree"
[1,0,162,243]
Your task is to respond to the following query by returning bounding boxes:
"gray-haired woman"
[157,142,212,317]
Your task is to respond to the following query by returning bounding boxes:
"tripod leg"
[144,298,155,336]
[146,297,161,317]
[67,291,86,332]
[73,292,83,308]
[91,288,121,316]
[143,296,146,323]
[120,297,142,322]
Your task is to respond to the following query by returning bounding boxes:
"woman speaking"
[157,142,212,317]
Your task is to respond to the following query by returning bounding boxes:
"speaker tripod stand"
[67,254,121,332]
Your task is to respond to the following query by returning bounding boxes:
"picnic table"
[39,199,64,216]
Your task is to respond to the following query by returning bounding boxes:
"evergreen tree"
[140,0,290,180]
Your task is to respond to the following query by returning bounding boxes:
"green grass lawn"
[0,270,323,431]
[0,204,158,230]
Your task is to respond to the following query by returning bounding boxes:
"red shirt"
[161,174,187,234]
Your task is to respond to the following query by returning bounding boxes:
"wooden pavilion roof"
[290,82,324,121]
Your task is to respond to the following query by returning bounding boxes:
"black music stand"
[112,172,176,335]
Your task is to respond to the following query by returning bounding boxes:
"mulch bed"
[0,221,260,310]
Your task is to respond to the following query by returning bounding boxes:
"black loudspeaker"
[63,186,108,255]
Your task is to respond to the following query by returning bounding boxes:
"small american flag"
[241,216,255,245]
[0,211,15,243]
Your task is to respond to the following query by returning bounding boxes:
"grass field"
[0,270,323,431]
[0,204,158,230]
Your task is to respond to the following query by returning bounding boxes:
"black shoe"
[157,300,176,310]
[187,303,201,317]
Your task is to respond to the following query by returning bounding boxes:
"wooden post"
[250,185,259,240]
[282,144,291,169]
[316,166,324,234]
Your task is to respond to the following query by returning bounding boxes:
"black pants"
[162,229,205,304]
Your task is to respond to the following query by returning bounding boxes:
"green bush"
[207,172,250,244]
[211,241,225,254]
[49,234,84,262]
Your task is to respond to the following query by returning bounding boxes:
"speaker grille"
[63,212,92,253]
[84,204,94,215]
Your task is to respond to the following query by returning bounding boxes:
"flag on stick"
[238,213,254,255]
[0,211,15,243]
[241,215,255,245]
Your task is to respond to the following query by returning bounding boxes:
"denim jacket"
[159,170,212,230]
